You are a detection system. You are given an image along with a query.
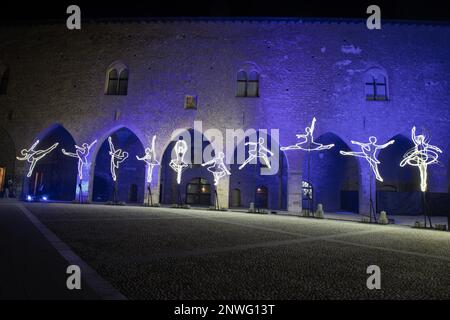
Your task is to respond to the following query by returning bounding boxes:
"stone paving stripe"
[17,203,127,300]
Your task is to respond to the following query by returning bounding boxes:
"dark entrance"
[26,125,78,201]
[302,181,313,210]
[255,186,268,209]
[186,178,211,206]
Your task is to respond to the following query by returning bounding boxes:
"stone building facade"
[0,18,449,215]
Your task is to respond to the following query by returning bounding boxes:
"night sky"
[1,0,450,22]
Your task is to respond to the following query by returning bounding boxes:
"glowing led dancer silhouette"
[340,136,395,182]
[108,137,128,181]
[136,135,160,183]
[239,137,274,170]
[17,140,59,177]
[62,140,97,180]
[169,140,189,184]
[202,152,231,185]
[281,117,334,152]
[400,126,442,192]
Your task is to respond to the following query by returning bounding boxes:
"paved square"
[2,201,450,299]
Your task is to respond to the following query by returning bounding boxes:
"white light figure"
[136,135,160,183]
[400,127,442,192]
[108,137,128,182]
[17,140,59,178]
[340,136,395,182]
[61,140,97,180]
[169,140,189,184]
[281,117,335,152]
[202,152,231,185]
[239,137,274,170]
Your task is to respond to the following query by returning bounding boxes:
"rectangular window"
[236,80,247,97]
[247,80,259,97]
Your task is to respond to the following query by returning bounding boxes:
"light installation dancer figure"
[136,135,160,184]
[108,136,128,182]
[340,136,395,182]
[281,117,335,152]
[400,127,442,228]
[17,140,59,178]
[61,140,97,180]
[239,137,274,170]
[340,136,395,223]
[281,117,334,215]
[202,152,231,186]
[400,127,442,193]
[169,140,189,185]
[202,151,231,210]
[136,135,160,206]
[169,139,189,206]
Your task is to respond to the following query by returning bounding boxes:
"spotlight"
[26,195,32,201]
[41,196,48,201]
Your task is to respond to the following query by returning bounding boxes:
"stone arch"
[21,124,78,201]
[91,126,145,203]
[302,132,360,213]
[229,131,288,210]
[377,134,418,192]
[159,128,214,206]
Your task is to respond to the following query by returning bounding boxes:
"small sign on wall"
[184,95,197,110]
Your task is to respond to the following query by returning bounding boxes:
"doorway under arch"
[92,127,145,203]
[24,124,78,201]
[229,131,287,210]
[302,132,360,213]
[186,177,211,206]
[159,129,213,206]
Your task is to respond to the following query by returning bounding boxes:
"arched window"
[365,69,388,101]
[118,69,129,95]
[236,70,247,97]
[247,70,259,97]
[0,67,9,95]
[105,62,129,96]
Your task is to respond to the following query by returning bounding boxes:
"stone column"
[358,160,376,216]
[216,175,230,209]
[286,153,303,215]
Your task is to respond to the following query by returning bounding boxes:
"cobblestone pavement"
[11,202,450,299]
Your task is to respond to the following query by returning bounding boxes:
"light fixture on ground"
[400,126,443,228]
[340,136,395,223]
[281,117,335,216]
[62,140,97,203]
[136,135,160,206]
